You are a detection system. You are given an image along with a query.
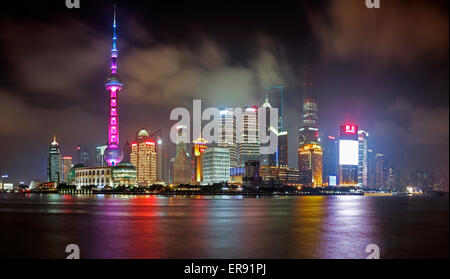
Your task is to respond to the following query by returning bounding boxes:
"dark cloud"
[372,100,449,175]
[310,0,449,68]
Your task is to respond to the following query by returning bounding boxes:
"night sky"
[0,0,448,186]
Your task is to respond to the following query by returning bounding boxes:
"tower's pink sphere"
[104,144,124,166]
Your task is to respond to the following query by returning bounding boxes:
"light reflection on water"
[0,194,447,259]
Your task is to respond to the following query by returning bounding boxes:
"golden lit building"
[259,165,302,187]
[298,144,323,187]
[192,137,208,184]
[131,129,157,186]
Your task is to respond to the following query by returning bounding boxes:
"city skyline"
[0,0,448,189]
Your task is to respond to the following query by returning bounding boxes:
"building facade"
[130,129,157,186]
[239,107,260,167]
[172,126,191,185]
[156,137,169,183]
[358,130,369,187]
[260,165,302,187]
[278,131,288,167]
[47,136,61,183]
[74,162,137,188]
[298,143,323,187]
[322,135,338,186]
[95,145,108,166]
[192,137,208,184]
[375,153,384,189]
[202,147,230,185]
[61,156,73,183]
[339,124,359,186]
[218,108,238,168]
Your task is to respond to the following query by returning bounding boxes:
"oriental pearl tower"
[104,3,124,166]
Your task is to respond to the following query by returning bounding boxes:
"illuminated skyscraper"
[218,108,238,168]
[239,106,260,167]
[173,151,191,185]
[260,99,277,166]
[123,141,131,163]
[156,137,169,183]
[367,148,376,187]
[278,131,288,167]
[358,130,369,187]
[47,136,61,183]
[103,4,124,166]
[298,143,323,187]
[339,124,359,186]
[262,87,287,168]
[192,137,207,184]
[322,135,338,186]
[266,86,284,132]
[385,165,396,191]
[77,145,91,166]
[202,147,230,184]
[130,129,157,186]
[375,153,384,189]
[61,156,73,183]
[299,43,319,149]
[375,153,385,189]
[173,126,191,185]
[95,145,108,166]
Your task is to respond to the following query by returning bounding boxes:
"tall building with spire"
[103,4,124,167]
[298,42,319,148]
[298,43,321,186]
[47,136,61,183]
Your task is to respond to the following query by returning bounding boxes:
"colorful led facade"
[104,4,124,166]
[339,124,359,186]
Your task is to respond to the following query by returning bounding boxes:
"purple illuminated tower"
[104,4,124,166]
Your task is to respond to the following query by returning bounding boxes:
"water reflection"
[0,194,447,258]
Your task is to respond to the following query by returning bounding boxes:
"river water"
[0,194,447,259]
